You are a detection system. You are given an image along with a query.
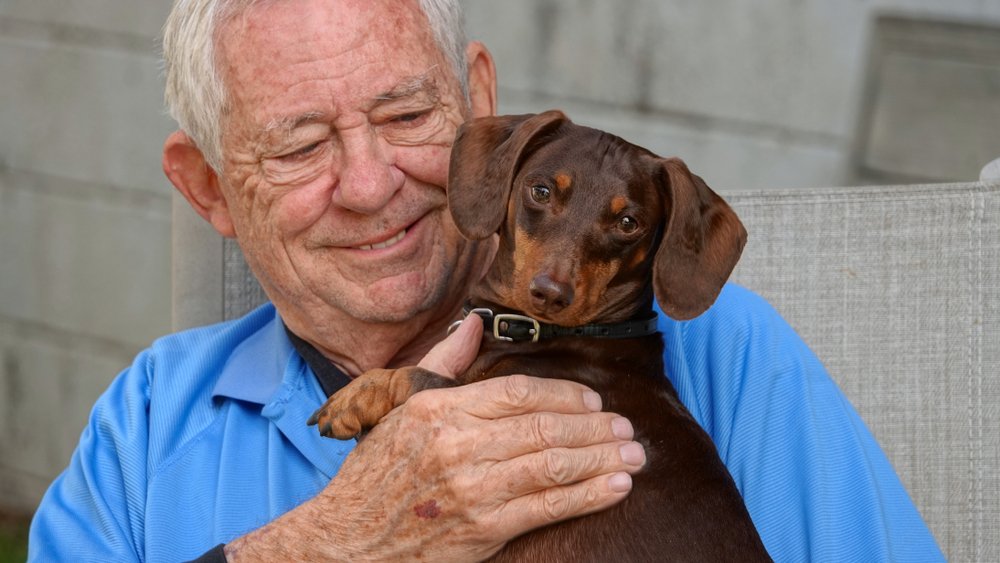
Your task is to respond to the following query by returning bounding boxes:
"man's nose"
[332,133,405,214]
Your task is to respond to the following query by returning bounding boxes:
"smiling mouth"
[354,228,407,251]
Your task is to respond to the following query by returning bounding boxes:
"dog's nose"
[529,274,574,312]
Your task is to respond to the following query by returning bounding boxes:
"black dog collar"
[455,306,659,343]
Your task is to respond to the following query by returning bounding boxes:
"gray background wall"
[1,0,998,519]
[1,1,176,512]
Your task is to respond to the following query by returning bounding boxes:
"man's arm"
[29,355,152,561]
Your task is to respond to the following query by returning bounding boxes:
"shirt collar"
[209,304,356,477]
[212,305,296,405]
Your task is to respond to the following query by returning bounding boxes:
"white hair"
[162,0,468,172]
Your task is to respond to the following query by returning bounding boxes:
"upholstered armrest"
[727,181,999,561]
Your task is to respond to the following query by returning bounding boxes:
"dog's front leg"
[308,366,457,439]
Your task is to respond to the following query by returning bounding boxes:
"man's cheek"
[401,145,452,188]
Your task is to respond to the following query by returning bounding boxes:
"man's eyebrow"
[262,111,326,137]
[374,67,440,103]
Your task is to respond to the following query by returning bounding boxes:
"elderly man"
[30,0,942,561]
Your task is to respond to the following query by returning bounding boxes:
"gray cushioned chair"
[171,166,1000,562]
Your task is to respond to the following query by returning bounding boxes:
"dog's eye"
[530,185,551,204]
[618,216,639,233]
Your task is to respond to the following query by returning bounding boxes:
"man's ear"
[162,131,236,238]
[465,41,497,118]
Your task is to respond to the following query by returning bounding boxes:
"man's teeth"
[356,229,406,251]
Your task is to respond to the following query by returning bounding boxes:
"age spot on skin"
[414,499,442,519]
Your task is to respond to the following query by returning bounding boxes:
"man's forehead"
[213,0,464,148]
[218,0,443,91]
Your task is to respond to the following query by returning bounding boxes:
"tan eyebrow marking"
[554,173,572,191]
[610,195,628,214]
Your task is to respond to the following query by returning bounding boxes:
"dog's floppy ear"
[448,110,568,239]
[653,158,747,320]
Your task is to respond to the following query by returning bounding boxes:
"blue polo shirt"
[28,284,943,561]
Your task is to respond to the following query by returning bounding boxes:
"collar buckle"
[492,313,541,343]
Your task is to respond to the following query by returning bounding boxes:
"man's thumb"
[417,315,483,378]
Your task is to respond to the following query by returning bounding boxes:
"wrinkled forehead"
[215,0,453,125]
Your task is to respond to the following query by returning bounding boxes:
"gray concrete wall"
[1,0,998,515]
[0,1,175,512]
[465,0,1000,190]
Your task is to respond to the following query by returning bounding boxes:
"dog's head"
[448,110,746,324]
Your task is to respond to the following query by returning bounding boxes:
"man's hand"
[225,317,645,561]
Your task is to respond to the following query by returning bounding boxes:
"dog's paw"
[307,369,400,440]
[307,395,368,439]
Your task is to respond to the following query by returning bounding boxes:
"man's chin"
[342,275,450,325]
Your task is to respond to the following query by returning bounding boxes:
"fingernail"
[619,442,645,466]
[609,472,632,493]
[583,391,602,412]
[611,417,633,440]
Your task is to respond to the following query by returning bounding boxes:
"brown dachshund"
[309,110,771,561]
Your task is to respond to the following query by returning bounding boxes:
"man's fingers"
[454,374,604,418]
[417,315,483,378]
[470,411,635,461]
[486,438,645,499]
[490,472,634,540]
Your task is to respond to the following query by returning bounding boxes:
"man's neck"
[280,296,466,378]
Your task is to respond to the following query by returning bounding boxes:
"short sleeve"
[28,351,154,562]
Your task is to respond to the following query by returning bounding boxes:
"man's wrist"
[220,496,354,562]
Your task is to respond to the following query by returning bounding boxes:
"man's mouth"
[354,228,407,251]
